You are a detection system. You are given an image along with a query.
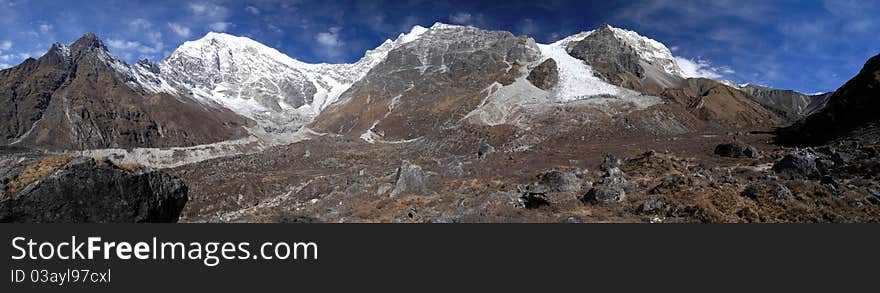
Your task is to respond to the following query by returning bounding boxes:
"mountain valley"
[2,22,879,223]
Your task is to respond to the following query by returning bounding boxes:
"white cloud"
[314,27,345,60]
[39,24,52,34]
[167,23,192,38]
[0,63,10,69]
[449,12,473,24]
[188,2,229,20]
[0,40,11,51]
[315,27,343,47]
[146,31,163,43]
[209,22,233,32]
[129,18,153,30]
[245,6,260,15]
[675,56,733,79]
[107,38,163,54]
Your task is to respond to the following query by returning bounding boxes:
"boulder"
[583,187,626,204]
[520,192,551,209]
[640,196,668,213]
[0,157,188,223]
[714,143,757,158]
[478,144,496,159]
[772,151,820,179]
[535,170,581,193]
[741,182,793,201]
[390,161,432,197]
[600,154,622,171]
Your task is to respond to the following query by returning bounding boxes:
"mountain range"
[0,22,831,153]
[3,22,880,223]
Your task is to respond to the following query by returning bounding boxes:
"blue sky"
[0,0,877,94]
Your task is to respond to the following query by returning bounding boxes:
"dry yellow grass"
[96,156,144,173]
[6,155,73,194]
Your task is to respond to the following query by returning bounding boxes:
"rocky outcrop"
[0,156,188,223]
[534,170,582,193]
[390,161,431,197]
[527,58,559,90]
[714,143,758,158]
[567,25,644,86]
[772,151,820,180]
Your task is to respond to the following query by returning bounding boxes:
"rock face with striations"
[312,23,541,141]
[567,25,645,86]
[0,156,188,223]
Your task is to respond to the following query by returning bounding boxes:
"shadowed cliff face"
[776,54,880,146]
[0,33,252,150]
[0,155,188,223]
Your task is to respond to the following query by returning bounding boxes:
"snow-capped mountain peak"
[551,24,685,77]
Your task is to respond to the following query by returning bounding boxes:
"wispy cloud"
[167,22,192,38]
[315,27,343,47]
[129,18,153,30]
[315,26,344,59]
[209,22,233,32]
[38,23,52,34]
[449,12,473,24]
[107,38,163,55]
[675,56,734,79]
[245,6,260,15]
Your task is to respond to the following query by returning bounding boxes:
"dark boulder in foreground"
[714,143,758,158]
[772,151,820,180]
[0,156,188,223]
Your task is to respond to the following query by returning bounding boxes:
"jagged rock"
[520,192,551,209]
[583,187,625,204]
[744,146,759,158]
[443,161,465,177]
[772,151,820,180]
[741,182,793,201]
[478,144,496,159]
[869,189,880,205]
[600,154,622,171]
[714,143,756,158]
[535,170,581,192]
[390,161,431,197]
[377,183,394,195]
[650,174,690,193]
[0,157,188,223]
[723,175,739,185]
[831,152,852,165]
[527,58,558,90]
[640,196,667,213]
